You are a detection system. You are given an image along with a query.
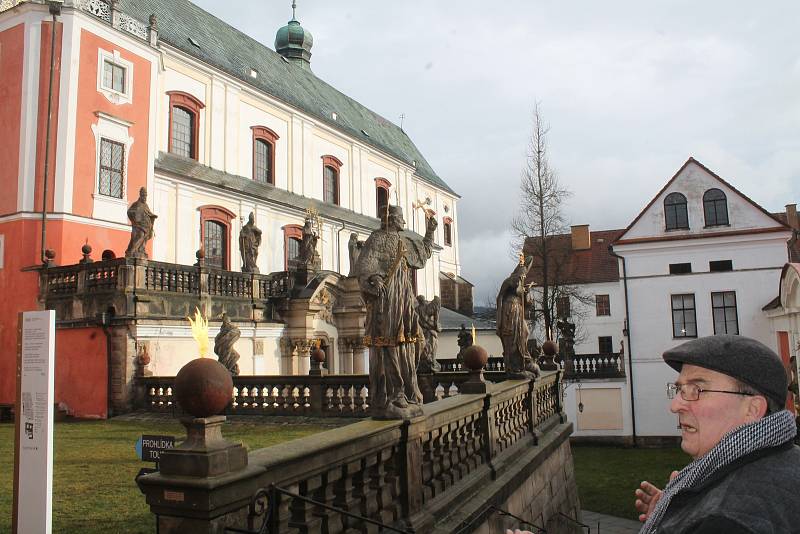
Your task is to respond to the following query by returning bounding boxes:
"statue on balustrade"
[125,187,157,259]
[347,233,364,276]
[356,205,437,419]
[556,316,576,365]
[416,295,442,373]
[214,313,241,375]
[239,212,262,274]
[298,216,321,270]
[456,324,472,361]
[496,255,539,379]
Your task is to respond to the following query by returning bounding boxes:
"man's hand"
[634,471,678,522]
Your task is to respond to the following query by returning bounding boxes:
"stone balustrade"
[40,258,294,323]
[138,371,580,534]
[564,352,625,379]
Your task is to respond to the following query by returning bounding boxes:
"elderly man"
[635,335,800,533]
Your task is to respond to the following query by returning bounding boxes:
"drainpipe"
[609,245,637,446]
[336,221,347,274]
[98,311,114,418]
[41,0,62,264]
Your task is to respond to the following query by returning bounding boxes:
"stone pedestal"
[159,416,247,478]
[459,369,490,394]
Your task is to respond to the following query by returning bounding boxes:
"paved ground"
[580,510,642,534]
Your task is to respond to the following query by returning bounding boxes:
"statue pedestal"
[159,416,247,478]
[460,369,490,394]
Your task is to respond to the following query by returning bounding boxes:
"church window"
[98,138,124,199]
[199,206,234,270]
[375,178,391,218]
[283,224,304,270]
[167,91,204,160]
[443,217,453,246]
[252,126,279,184]
[322,155,342,205]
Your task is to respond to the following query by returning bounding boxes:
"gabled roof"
[616,157,789,245]
[524,229,625,286]
[116,0,457,196]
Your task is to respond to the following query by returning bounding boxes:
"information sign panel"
[13,310,56,534]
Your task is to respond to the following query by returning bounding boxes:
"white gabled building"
[612,157,794,442]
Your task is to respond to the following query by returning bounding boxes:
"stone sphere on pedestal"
[174,357,234,418]
[311,346,326,363]
[542,340,558,357]
[462,344,488,371]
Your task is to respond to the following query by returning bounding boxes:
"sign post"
[13,310,56,534]
[134,434,175,481]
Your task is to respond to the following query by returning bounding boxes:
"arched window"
[283,224,303,270]
[199,206,235,270]
[252,126,279,184]
[167,91,204,160]
[375,177,391,218]
[664,192,689,230]
[443,217,453,247]
[703,188,729,227]
[322,155,342,205]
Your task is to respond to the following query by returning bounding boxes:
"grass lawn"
[572,444,692,521]
[0,417,351,533]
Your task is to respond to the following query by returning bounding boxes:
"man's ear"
[747,395,769,421]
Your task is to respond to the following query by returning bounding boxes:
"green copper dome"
[275,15,313,68]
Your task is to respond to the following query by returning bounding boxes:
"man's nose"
[670,393,687,414]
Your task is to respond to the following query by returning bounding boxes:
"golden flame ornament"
[187,307,210,357]
[471,323,477,344]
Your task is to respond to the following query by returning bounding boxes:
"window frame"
[322,155,342,205]
[711,291,739,335]
[703,188,729,227]
[251,126,279,185]
[282,224,304,270]
[598,336,613,354]
[443,216,453,247]
[664,192,689,231]
[671,293,697,338]
[375,177,391,219]
[90,112,133,224]
[595,294,610,316]
[198,205,235,270]
[97,137,125,199]
[556,296,571,318]
[97,48,133,105]
[167,91,205,160]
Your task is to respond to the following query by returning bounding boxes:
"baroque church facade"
[0,0,466,417]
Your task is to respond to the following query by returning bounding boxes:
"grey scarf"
[640,409,797,534]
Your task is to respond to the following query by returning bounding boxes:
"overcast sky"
[193,0,800,304]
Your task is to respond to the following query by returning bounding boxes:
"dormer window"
[664,192,689,230]
[703,188,729,227]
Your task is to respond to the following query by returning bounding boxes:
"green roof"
[116,0,458,196]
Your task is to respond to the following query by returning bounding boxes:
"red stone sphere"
[311,347,326,363]
[542,340,558,356]
[174,357,233,418]
[462,344,489,371]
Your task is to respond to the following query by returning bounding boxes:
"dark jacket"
[657,441,800,533]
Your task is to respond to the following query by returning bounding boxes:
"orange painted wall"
[0,217,130,410]
[72,29,152,217]
[0,219,43,406]
[0,24,25,215]
[54,327,108,418]
[33,20,62,213]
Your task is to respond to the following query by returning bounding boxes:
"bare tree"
[511,103,588,341]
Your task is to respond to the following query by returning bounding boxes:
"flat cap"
[663,335,788,407]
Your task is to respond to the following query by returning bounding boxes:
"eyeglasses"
[666,382,755,402]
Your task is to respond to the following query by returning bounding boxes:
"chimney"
[571,225,591,251]
[786,204,798,230]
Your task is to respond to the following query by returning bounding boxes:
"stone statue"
[214,313,241,375]
[356,205,437,419]
[125,187,157,259]
[496,256,539,378]
[298,216,321,270]
[416,295,441,373]
[456,324,473,361]
[347,233,364,276]
[239,212,262,273]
